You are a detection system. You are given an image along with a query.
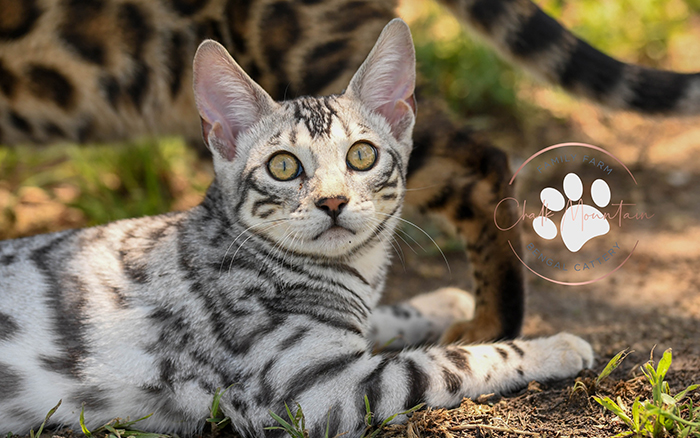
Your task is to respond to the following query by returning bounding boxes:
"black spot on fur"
[118,2,153,60]
[100,74,121,108]
[325,1,392,33]
[278,326,310,351]
[628,69,694,113]
[27,65,75,110]
[469,0,515,31]
[44,122,67,138]
[0,312,19,341]
[31,232,88,379]
[558,39,625,100]
[0,60,17,98]
[442,367,462,394]
[445,348,471,373]
[0,363,23,398]
[456,183,476,220]
[225,0,251,55]
[77,117,95,143]
[165,31,189,97]
[170,0,209,16]
[404,358,428,409]
[126,62,149,110]
[517,367,524,377]
[425,185,455,211]
[390,305,413,319]
[260,1,300,87]
[1,253,15,265]
[509,8,563,57]
[358,357,388,426]
[495,346,509,359]
[196,18,225,43]
[282,352,364,403]
[505,341,525,357]
[9,111,32,135]
[0,0,42,40]
[302,39,351,95]
[71,386,111,410]
[59,0,108,65]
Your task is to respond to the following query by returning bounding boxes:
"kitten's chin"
[310,226,363,258]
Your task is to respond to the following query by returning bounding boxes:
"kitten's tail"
[435,0,700,115]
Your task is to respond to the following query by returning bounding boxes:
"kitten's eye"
[346,142,377,171]
[268,152,302,181]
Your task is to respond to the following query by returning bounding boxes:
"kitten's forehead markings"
[289,96,339,139]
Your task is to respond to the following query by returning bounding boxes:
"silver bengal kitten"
[0,20,592,437]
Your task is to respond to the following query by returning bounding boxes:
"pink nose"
[315,196,348,219]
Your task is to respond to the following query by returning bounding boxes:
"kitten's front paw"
[546,332,594,376]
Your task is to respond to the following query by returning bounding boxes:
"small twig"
[450,423,540,436]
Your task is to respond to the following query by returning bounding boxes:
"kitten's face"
[234,96,408,258]
[193,19,416,260]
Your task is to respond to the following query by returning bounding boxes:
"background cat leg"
[404,98,525,344]
[369,287,475,350]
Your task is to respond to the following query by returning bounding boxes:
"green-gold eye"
[346,142,377,171]
[267,152,302,181]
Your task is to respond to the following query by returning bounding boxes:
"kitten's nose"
[315,196,348,221]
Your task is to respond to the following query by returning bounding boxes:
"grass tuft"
[593,348,700,437]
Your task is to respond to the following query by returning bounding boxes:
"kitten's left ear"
[346,19,416,141]
[193,40,278,161]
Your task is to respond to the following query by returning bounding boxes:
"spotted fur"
[0,22,593,436]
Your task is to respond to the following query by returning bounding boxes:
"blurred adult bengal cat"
[0,0,698,343]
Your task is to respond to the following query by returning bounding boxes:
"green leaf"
[661,393,677,407]
[597,350,630,385]
[656,349,672,381]
[593,396,633,426]
[80,405,92,437]
[676,384,700,402]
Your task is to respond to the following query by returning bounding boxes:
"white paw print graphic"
[533,173,611,252]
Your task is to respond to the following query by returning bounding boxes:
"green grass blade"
[80,404,92,437]
[597,350,630,386]
[656,349,672,381]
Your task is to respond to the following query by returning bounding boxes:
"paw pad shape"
[533,173,611,252]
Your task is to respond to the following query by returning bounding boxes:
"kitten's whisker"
[367,217,403,269]
[375,212,451,277]
[220,219,288,274]
[392,228,419,255]
[404,183,443,192]
[226,222,286,274]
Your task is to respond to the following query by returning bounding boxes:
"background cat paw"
[544,332,595,376]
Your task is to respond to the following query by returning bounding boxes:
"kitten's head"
[192,19,416,259]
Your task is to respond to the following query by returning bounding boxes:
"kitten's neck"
[183,181,391,329]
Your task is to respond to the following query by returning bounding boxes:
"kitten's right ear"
[193,40,278,161]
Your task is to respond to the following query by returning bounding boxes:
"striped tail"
[437,0,700,114]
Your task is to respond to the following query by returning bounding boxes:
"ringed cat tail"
[436,0,700,115]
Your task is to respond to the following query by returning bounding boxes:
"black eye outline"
[346,141,378,171]
[267,152,303,181]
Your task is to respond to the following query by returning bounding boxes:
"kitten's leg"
[249,331,592,437]
[369,287,475,350]
[404,99,525,344]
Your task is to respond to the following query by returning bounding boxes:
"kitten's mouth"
[312,225,356,241]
